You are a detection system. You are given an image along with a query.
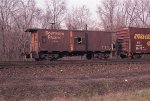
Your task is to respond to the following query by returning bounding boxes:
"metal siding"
[31,32,38,52]
[88,31,112,52]
[30,29,112,53]
[117,27,150,54]
[116,29,130,53]
[72,31,86,51]
[70,31,74,51]
[38,30,70,52]
[129,27,150,53]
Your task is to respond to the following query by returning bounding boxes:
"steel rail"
[0,59,149,68]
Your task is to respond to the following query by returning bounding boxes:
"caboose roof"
[25,28,71,33]
[25,28,113,33]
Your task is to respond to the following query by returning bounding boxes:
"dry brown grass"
[51,89,150,101]
[0,63,150,101]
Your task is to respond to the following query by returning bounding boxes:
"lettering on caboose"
[45,31,64,40]
[134,34,150,39]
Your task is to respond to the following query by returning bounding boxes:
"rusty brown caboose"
[26,29,113,60]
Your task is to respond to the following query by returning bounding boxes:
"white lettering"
[46,31,64,40]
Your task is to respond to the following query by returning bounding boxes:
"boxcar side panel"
[116,27,150,55]
[129,27,150,53]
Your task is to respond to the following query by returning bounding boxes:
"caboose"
[25,29,113,60]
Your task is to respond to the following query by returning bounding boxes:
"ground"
[0,62,150,101]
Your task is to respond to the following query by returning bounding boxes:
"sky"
[66,0,100,13]
[35,0,101,17]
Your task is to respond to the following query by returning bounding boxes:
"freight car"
[116,27,150,59]
[25,29,113,60]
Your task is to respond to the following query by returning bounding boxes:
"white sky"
[36,0,101,16]
[66,0,100,13]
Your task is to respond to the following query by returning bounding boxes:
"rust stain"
[70,31,74,51]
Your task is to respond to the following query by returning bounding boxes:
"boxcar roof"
[116,27,150,31]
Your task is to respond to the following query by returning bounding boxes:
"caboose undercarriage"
[31,50,111,61]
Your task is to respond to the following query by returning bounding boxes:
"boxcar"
[25,29,113,60]
[116,27,150,58]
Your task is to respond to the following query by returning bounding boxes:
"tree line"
[0,0,150,60]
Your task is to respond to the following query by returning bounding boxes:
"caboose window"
[74,37,83,44]
[42,36,47,43]
[77,37,82,44]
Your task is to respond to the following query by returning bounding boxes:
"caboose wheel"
[120,54,126,59]
[49,54,60,61]
[104,53,110,59]
[86,53,93,60]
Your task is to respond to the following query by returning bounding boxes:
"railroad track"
[0,58,150,69]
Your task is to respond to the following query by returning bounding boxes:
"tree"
[43,0,66,29]
[0,0,21,60]
[65,5,92,30]
[0,0,40,60]
[114,0,138,28]
[135,0,150,27]
[97,0,150,30]
[97,0,118,31]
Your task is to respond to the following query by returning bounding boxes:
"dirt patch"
[0,63,150,100]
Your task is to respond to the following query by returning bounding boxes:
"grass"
[2,81,150,101]
[51,89,150,101]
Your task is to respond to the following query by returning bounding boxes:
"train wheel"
[132,54,142,59]
[94,53,102,59]
[104,53,110,59]
[86,53,93,60]
[39,54,49,60]
[49,54,60,61]
[120,54,127,59]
